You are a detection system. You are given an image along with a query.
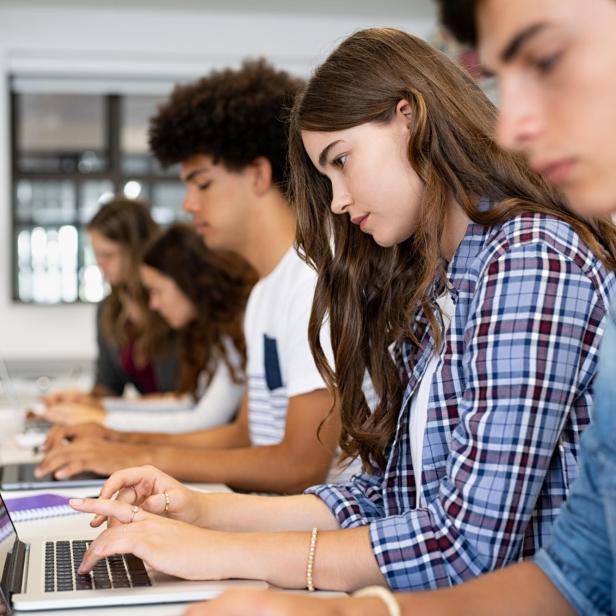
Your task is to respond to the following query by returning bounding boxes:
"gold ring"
[163,491,170,515]
[129,505,139,523]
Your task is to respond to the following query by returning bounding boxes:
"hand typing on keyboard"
[68,497,238,582]
[44,540,152,593]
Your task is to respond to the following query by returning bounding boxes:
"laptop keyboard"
[44,540,152,592]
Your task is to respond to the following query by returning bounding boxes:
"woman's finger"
[98,466,157,501]
[69,497,150,525]
[78,526,140,574]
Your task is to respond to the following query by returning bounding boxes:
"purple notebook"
[5,493,77,521]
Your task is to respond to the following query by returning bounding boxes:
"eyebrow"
[181,167,211,183]
[318,140,342,167]
[500,22,551,64]
[481,22,552,78]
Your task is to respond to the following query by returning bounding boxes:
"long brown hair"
[290,28,616,471]
[87,197,172,363]
[142,224,257,398]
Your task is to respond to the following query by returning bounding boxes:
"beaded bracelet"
[353,585,401,616]
[305,527,318,591]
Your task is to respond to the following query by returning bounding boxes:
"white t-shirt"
[104,340,243,433]
[244,248,329,446]
[244,247,362,483]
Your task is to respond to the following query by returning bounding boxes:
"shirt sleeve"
[104,358,244,433]
[306,471,386,527]
[534,301,616,616]
[281,275,330,398]
[370,242,604,590]
[94,306,127,396]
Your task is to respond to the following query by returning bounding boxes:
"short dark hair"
[149,59,304,191]
[436,0,478,47]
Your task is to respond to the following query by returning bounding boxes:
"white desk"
[1,408,343,614]
[0,408,226,615]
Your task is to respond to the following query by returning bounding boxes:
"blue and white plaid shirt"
[307,213,616,590]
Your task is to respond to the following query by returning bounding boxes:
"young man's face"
[477,0,616,217]
[180,153,254,254]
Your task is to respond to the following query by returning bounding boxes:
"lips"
[532,158,577,186]
[351,214,369,229]
[193,222,209,234]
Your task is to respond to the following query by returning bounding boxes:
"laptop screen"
[0,494,17,614]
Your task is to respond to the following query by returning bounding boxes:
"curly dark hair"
[149,59,304,191]
[436,0,478,46]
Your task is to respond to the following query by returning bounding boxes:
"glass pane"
[16,180,76,224]
[17,93,106,173]
[80,180,115,224]
[79,231,105,303]
[121,94,178,176]
[16,225,79,303]
[150,182,189,225]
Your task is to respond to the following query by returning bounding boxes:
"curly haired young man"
[38,60,351,494]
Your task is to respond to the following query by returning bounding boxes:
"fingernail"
[69,499,83,506]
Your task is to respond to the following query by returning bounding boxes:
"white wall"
[0,2,436,361]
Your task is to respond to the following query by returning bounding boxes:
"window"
[11,82,187,304]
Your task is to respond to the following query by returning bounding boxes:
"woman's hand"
[69,499,231,581]
[35,440,150,482]
[42,388,91,406]
[84,465,206,527]
[182,590,385,616]
[42,422,120,452]
[43,402,106,426]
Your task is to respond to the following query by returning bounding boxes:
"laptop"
[0,462,106,491]
[0,490,267,612]
[0,353,107,492]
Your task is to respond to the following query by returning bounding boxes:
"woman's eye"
[534,50,563,74]
[332,154,347,169]
[198,181,212,190]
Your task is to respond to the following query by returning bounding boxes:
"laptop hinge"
[4,540,27,595]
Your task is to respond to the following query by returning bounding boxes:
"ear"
[395,98,413,131]
[250,156,274,196]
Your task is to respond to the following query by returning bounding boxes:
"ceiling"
[0,0,437,20]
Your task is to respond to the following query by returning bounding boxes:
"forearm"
[147,442,330,493]
[116,421,249,449]
[90,384,116,398]
[396,562,575,616]
[194,493,339,532]
[223,525,384,592]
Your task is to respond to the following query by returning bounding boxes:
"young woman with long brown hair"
[44,197,178,411]
[65,28,616,593]
[38,223,255,437]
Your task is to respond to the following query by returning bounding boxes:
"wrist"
[217,531,268,581]
[106,428,127,442]
[347,597,390,616]
[193,492,214,528]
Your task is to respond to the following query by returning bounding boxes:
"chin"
[371,233,396,248]
[566,184,616,219]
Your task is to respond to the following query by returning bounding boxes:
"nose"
[496,78,543,154]
[182,187,199,214]
[330,180,353,216]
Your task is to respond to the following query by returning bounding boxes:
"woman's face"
[89,230,125,286]
[478,0,616,217]
[140,265,196,330]
[301,101,424,247]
